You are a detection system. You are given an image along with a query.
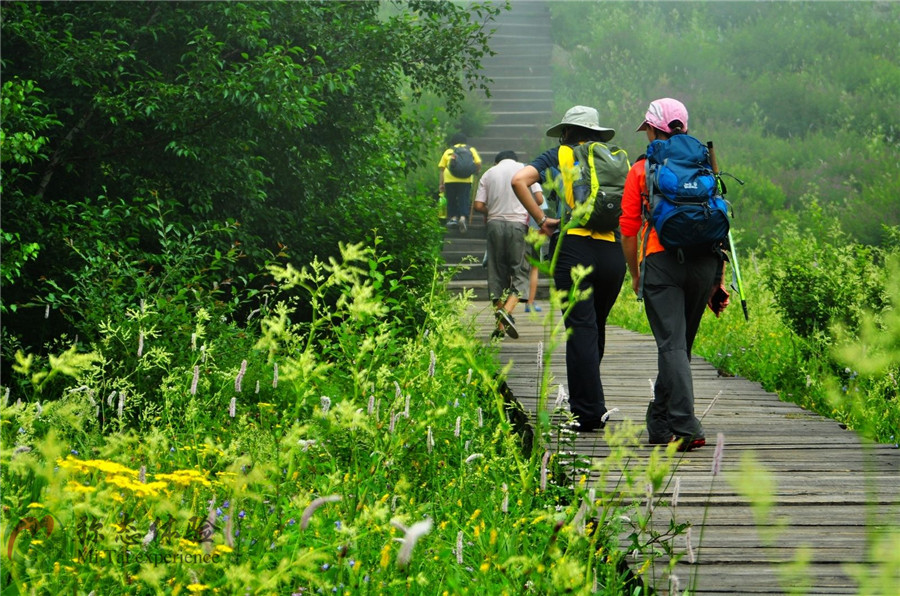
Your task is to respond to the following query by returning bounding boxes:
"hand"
[708,285,730,317]
[539,217,560,236]
[631,274,641,296]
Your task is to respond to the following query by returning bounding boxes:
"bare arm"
[621,235,641,296]
[512,166,558,235]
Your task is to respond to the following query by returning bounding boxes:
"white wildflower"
[117,391,125,418]
[320,395,331,415]
[300,494,342,530]
[501,483,509,513]
[367,395,375,416]
[540,450,550,491]
[456,530,464,564]
[454,416,461,437]
[428,350,436,377]
[466,368,472,385]
[465,453,483,464]
[701,390,722,419]
[601,407,619,423]
[395,518,432,568]
[476,407,483,428]
[712,432,725,476]
[142,520,157,548]
[272,362,279,388]
[685,526,695,564]
[554,385,567,409]
[235,359,248,393]
[426,426,434,454]
[190,366,199,395]
[137,332,144,358]
[229,397,236,418]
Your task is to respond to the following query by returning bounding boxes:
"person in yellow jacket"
[438,133,481,233]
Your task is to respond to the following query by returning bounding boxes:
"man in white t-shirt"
[474,150,544,339]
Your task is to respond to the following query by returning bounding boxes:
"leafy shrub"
[762,215,886,347]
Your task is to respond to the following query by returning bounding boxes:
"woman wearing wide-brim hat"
[511,105,627,433]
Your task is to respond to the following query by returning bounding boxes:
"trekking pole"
[707,141,749,321]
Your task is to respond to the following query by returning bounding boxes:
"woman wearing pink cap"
[620,98,725,452]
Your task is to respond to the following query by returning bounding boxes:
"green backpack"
[557,142,630,232]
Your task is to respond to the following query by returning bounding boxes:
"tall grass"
[2,240,688,595]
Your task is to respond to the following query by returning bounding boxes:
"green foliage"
[0,0,499,354]
[1,241,677,595]
[762,214,886,345]
[547,1,900,249]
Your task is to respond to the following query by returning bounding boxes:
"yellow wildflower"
[155,469,211,487]
[65,481,97,494]
[379,543,391,569]
[27,503,44,509]
[106,475,167,497]
[469,509,481,522]
[57,456,137,477]
[186,584,209,593]
[480,561,490,573]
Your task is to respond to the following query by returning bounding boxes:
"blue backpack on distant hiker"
[644,134,730,250]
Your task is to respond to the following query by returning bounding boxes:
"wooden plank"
[466,303,900,595]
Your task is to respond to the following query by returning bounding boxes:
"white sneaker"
[458,217,467,234]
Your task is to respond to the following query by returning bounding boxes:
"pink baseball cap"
[636,98,689,133]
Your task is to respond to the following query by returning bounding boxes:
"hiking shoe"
[458,217,468,234]
[647,435,672,445]
[672,436,706,452]
[446,217,458,228]
[496,309,518,339]
[524,303,542,313]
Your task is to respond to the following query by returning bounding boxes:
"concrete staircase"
[443,1,555,301]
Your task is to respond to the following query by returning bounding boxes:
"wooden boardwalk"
[466,303,900,595]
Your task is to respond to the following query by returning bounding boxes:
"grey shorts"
[486,220,530,302]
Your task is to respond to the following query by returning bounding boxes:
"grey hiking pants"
[642,249,721,441]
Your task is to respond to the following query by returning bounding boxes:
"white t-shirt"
[474,159,542,224]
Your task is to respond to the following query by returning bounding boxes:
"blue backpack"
[644,134,730,250]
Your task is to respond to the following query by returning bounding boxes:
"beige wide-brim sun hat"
[545,105,615,142]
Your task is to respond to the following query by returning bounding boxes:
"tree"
[0,0,500,351]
